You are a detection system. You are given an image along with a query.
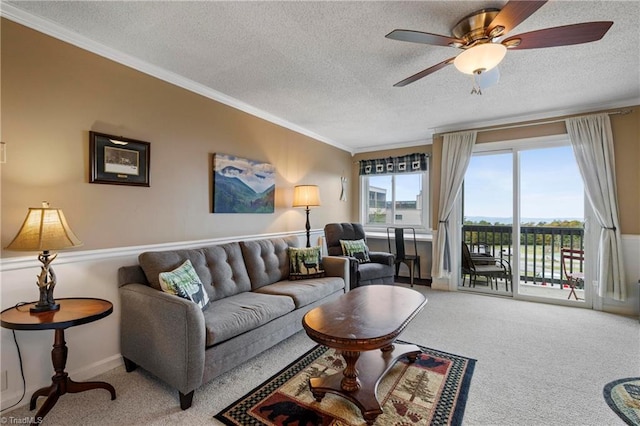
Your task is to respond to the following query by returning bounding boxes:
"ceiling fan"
[386,0,613,88]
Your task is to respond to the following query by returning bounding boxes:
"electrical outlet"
[1,370,7,392]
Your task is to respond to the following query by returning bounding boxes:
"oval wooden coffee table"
[302,285,427,425]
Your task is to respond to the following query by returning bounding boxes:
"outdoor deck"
[460,276,585,301]
[462,224,585,301]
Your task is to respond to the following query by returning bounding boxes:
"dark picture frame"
[89,131,150,187]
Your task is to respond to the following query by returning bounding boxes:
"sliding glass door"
[462,151,513,296]
[462,136,590,306]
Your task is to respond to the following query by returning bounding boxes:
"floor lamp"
[292,185,321,247]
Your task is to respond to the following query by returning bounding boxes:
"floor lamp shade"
[6,203,83,312]
[292,185,321,208]
[292,185,321,247]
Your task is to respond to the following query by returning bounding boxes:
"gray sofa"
[117,236,348,409]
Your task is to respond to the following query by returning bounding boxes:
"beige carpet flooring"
[2,285,638,425]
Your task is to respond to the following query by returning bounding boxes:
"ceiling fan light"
[453,43,507,75]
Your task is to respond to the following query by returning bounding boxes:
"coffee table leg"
[340,350,361,391]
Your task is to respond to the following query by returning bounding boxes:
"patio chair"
[462,242,512,292]
[561,247,584,300]
[469,242,496,265]
[387,227,421,287]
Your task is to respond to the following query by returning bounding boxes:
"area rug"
[603,377,640,425]
[215,342,476,425]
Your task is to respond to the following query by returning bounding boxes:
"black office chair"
[387,227,421,287]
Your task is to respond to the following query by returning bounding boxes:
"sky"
[369,174,422,201]
[464,145,585,220]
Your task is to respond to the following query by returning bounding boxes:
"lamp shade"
[6,204,83,251]
[292,185,321,208]
[454,43,507,75]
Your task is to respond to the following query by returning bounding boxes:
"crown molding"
[0,4,354,155]
[431,98,639,136]
[352,136,434,155]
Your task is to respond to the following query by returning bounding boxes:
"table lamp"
[5,202,83,313]
[292,185,321,247]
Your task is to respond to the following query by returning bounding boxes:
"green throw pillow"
[289,246,325,280]
[340,239,370,263]
[158,259,210,310]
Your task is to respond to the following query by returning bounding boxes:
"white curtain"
[432,131,477,282]
[566,114,626,301]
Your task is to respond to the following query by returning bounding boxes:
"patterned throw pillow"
[340,239,370,263]
[158,259,210,310]
[289,246,325,280]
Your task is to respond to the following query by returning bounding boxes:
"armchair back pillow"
[340,239,371,264]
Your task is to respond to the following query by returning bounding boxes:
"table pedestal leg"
[340,350,361,391]
[29,329,116,425]
[309,343,421,425]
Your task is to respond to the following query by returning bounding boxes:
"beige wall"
[0,20,352,255]
[431,107,640,234]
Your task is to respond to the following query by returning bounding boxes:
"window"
[359,154,429,230]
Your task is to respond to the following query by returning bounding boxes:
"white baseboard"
[0,354,124,411]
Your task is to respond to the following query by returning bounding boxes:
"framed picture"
[213,153,275,213]
[89,131,150,186]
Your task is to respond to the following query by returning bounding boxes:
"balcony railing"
[463,225,584,287]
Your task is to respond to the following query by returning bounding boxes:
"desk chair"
[387,227,421,287]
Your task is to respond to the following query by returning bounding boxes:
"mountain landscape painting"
[213,153,275,213]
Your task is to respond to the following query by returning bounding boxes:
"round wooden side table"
[0,298,116,425]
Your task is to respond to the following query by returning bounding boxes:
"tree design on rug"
[398,370,435,403]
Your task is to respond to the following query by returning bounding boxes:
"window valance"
[359,153,428,176]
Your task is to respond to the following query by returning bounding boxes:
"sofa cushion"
[158,259,210,310]
[255,277,344,309]
[139,242,252,302]
[240,236,298,290]
[202,292,295,347]
[340,239,370,263]
[288,246,325,280]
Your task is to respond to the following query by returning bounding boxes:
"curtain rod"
[434,108,633,137]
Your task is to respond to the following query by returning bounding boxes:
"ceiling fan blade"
[386,29,463,47]
[487,0,547,37]
[393,57,455,87]
[502,21,614,49]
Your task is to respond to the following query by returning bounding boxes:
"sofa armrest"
[323,255,357,290]
[369,251,395,266]
[322,255,349,283]
[119,283,205,395]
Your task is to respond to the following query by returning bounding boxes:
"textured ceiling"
[4,1,640,153]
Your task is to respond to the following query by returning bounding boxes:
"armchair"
[324,223,395,288]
